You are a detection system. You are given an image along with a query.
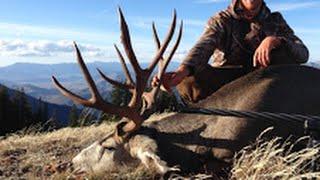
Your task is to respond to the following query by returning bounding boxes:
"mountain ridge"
[0,83,71,126]
[0,61,180,105]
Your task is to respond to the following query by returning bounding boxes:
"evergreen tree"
[19,88,33,126]
[11,89,23,128]
[0,86,7,120]
[68,104,79,127]
[110,85,131,106]
[0,85,53,135]
[43,110,59,131]
[42,102,48,122]
[0,86,10,134]
[98,83,179,122]
[156,91,179,113]
[34,97,48,123]
[12,88,33,127]
[34,97,43,123]
[100,85,131,121]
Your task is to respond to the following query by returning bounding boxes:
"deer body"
[52,8,320,176]
[71,65,320,175]
[120,65,320,172]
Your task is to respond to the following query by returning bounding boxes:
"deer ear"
[128,135,180,174]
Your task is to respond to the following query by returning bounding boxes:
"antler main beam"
[52,8,183,135]
[114,44,135,86]
[118,8,141,75]
[52,43,143,126]
[147,10,177,74]
[140,19,183,111]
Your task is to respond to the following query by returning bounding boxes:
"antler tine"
[152,22,165,78]
[118,7,142,75]
[150,21,183,97]
[159,20,183,77]
[152,22,161,50]
[114,44,135,86]
[53,42,144,134]
[140,20,182,118]
[53,9,183,137]
[73,42,103,102]
[97,68,134,92]
[52,76,93,106]
[147,9,177,74]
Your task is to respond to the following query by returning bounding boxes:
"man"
[152,0,309,101]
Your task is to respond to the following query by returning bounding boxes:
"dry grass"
[0,122,116,179]
[1,121,320,179]
[231,129,320,180]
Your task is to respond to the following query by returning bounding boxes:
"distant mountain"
[0,61,180,88]
[0,61,180,105]
[0,83,71,126]
[3,81,112,106]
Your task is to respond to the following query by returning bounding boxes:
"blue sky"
[0,0,319,67]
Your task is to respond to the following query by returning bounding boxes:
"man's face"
[240,0,263,20]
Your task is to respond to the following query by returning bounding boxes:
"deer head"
[52,8,182,175]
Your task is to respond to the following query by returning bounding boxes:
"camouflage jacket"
[182,0,309,74]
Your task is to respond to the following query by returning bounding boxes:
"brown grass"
[1,121,319,179]
[231,129,320,179]
[0,122,115,179]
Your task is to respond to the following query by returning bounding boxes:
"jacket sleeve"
[272,12,309,63]
[181,12,227,75]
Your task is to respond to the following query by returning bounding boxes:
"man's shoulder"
[267,11,286,22]
[207,10,233,27]
[210,10,233,21]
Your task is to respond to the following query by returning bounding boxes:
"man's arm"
[181,12,228,75]
[151,12,228,91]
[271,12,309,63]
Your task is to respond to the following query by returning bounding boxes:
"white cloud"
[0,22,119,45]
[0,39,106,58]
[0,39,191,64]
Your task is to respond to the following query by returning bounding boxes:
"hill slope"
[0,84,71,126]
[0,115,319,179]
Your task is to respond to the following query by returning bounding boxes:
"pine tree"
[42,102,48,122]
[156,91,179,113]
[68,104,79,127]
[0,86,10,134]
[110,85,131,106]
[0,86,7,121]
[11,88,33,129]
[11,89,23,128]
[19,88,33,126]
[100,85,132,121]
[34,97,43,123]
[34,97,48,123]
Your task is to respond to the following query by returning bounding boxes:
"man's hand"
[151,65,190,93]
[253,36,282,68]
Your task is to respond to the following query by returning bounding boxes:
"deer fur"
[72,64,320,175]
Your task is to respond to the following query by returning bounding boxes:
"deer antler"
[141,18,183,113]
[52,7,182,136]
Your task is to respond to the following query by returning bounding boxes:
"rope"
[180,107,320,124]
[171,88,320,131]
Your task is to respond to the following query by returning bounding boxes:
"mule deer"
[52,8,320,176]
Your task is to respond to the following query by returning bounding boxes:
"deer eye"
[105,146,116,151]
